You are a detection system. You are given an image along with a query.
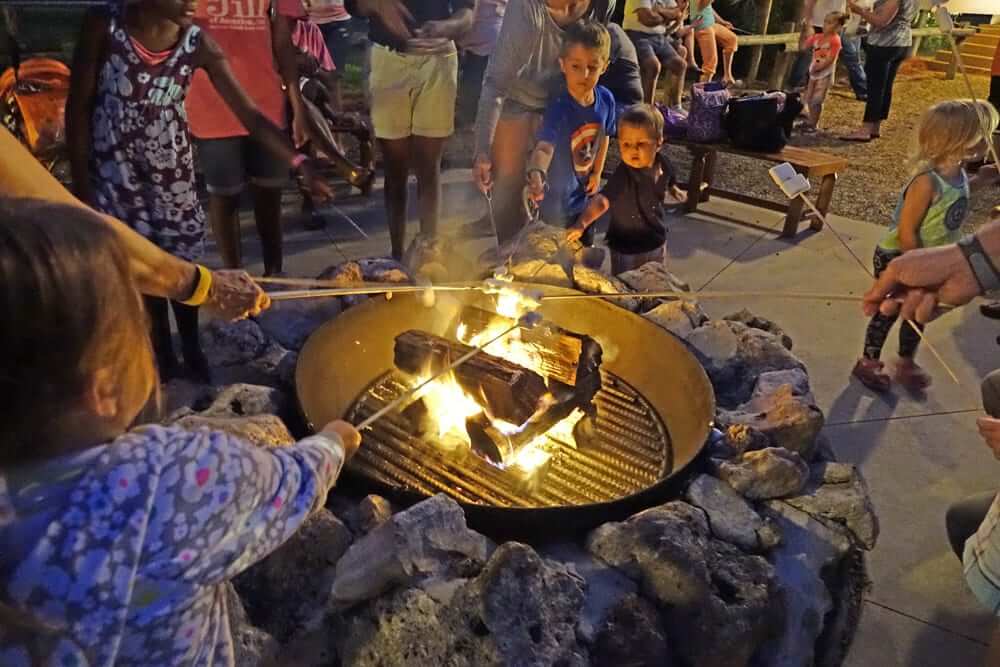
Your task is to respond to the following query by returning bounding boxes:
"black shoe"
[981,301,1000,320]
[855,93,868,102]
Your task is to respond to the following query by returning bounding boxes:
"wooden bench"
[674,140,849,238]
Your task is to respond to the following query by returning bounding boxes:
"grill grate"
[345,370,673,508]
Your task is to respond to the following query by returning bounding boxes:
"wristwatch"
[957,234,1000,294]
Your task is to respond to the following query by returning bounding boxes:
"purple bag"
[656,103,688,140]
[687,81,731,143]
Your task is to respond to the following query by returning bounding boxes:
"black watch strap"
[958,234,1000,293]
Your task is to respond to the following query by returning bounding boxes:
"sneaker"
[852,357,891,392]
[894,357,931,391]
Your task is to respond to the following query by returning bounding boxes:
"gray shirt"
[866,0,915,48]
[473,0,565,155]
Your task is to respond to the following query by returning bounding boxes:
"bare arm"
[576,194,610,230]
[271,12,309,146]
[849,0,898,30]
[593,136,611,183]
[65,10,108,205]
[635,7,665,27]
[526,140,555,174]
[896,174,934,252]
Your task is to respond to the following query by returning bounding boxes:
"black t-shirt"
[603,151,677,254]
[346,0,475,50]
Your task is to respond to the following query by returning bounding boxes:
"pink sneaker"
[852,358,891,393]
[894,358,932,391]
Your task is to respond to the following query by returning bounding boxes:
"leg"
[379,137,413,260]
[639,54,662,105]
[490,112,542,243]
[701,149,717,202]
[789,44,814,89]
[879,49,906,123]
[660,36,688,108]
[411,135,446,241]
[685,149,707,213]
[946,491,997,559]
[171,300,211,384]
[813,173,835,230]
[250,185,284,276]
[839,30,867,98]
[145,296,179,379]
[684,29,697,68]
[897,317,923,359]
[695,29,718,82]
[208,194,243,268]
[196,137,247,268]
[712,24,738,85]
[862,46,892,129]
[802,79,819,126]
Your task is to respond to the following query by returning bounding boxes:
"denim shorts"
[194,136,289,196]
[626,30,683,66]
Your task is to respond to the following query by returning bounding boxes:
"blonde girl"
[853,100,1000,392]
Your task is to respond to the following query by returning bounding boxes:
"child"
[798,11,848,133]
[567,104,686,274]
[0,199,361,665]
[853,100,1000,392]
[66,0,331,383]
[689,0,738,85]
[524,20,617,247]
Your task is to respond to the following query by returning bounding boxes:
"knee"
[668,55,686,75]
[640,57,661,78]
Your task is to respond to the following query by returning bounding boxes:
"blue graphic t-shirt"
[536,85,617,226]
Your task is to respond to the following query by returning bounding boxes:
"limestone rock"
[758,502,852,667]
[358,494,393,534]
[591,595,674,667]
[718,447,810,500]
[686,474,766,551]
[202,319,269,367]
[784,462,879,549]
[403,234,476,283]
[315,260,364,285]
[253,298,342,351]
[173,414,295,447]
[687,320,806,406]
[235,509,352,640]
[643,299,709,339]
[509,259,573,288]
[357,257,411,284]
[709,423,771,459]
[249,345,297,390]
[617,262,691,311]
[719,384,825,460]
[497,222,581,264]
[198,383,288,420]
[572,265,641,312]
[331,494,489,604]
[339,587,449,666]
[226,583,279,667]
[587,502,782,667]
[725,308,794,350]
[753,368,813,402]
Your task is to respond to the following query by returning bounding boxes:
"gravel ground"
[441,65,997,230]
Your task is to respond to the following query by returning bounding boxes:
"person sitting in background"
[798,11,848,133]
[622,0,689,109]
[567,104,686,274]
[457,0,508,127]
[689,0,738,86]
[790,0,868,101]
[524,20,616,247]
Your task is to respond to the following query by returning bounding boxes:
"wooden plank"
[735,26,973,48]
[675,139,848,173]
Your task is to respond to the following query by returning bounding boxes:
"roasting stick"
[355,321,523,431]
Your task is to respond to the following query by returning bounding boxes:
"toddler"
[853,100,1000,392]
[525,20,617,246]
[568,103,685,274]
[0,199,360,666]
[799,11,849,132]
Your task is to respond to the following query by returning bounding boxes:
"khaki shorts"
[370,45,458,140]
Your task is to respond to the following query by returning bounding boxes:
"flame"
[411,372,481,453]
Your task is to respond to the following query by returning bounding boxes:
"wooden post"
[747,0,774,83]
[766,21,797,89]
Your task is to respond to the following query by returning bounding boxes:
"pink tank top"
[186,0,303,139]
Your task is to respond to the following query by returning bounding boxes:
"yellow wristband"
[180,264,213,307]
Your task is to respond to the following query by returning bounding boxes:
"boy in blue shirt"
[524,20,616,246]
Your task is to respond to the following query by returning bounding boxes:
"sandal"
[853,358,891,392]
[894,358,932,391]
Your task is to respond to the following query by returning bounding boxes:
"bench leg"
[781,195,805,238]
[702,151,718,203]
[812,173,836,231]
[686,151,707,214]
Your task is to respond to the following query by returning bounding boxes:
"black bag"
[724,91,804,153]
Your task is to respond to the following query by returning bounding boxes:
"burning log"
[394,330,548,427]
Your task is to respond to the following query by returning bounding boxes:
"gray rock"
[173,414,295,447]
[753,368,813,402]
[758,502,852,667]
[202,319,269,367]
[199,383,288,419]
[587,502,782,667]
[509,259,574,288]
[245,344,297,390]
[497,222,582,264]
[339,587,449,666]
[571,265,641,312]
[162,379,217,421]
[784,462,880,549]
[717,447,810,500]
[357,494,393,534]
[687,320,806,406]
[253,298,342,351]
[332,494,489,604]
[591,595,674,667]
[686,474,766,551]
[234,509,352,641]
[643,299,709,339]
[357,257,411,284]
[724,308,794,350]
[226,583,279,667]
[617,262,691,312]
[709,423,771,459]
[719,384,825,460]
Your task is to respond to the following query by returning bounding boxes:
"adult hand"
[474,153,493,194]
[862,244,980,323]
[205,270,271,320]
[565,224,585,242]
[321,419,362,461]
[415,19,451,39]
[586,172,600,196]
[977,416,1000,460]
[357,0,413,42]
[720,18,734,29]
[525,171,546,202]
[297,159,335,202]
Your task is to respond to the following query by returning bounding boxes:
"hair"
[619,104,665,141]
[0,199,156,467]
[825,11,849,27]
[561,20,612,61]
[912,99,1000,173]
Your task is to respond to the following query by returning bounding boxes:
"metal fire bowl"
[296,284,716,535]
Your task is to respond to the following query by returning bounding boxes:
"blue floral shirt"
[0,425,345,666]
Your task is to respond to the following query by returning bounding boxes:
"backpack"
[724,91,804,153]
[686,82,730,143]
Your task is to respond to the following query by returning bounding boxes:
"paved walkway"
[206,169,998,666]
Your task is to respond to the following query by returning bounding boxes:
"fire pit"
[296,283,715,528]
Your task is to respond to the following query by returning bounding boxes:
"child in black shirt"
[568,104,685,274]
